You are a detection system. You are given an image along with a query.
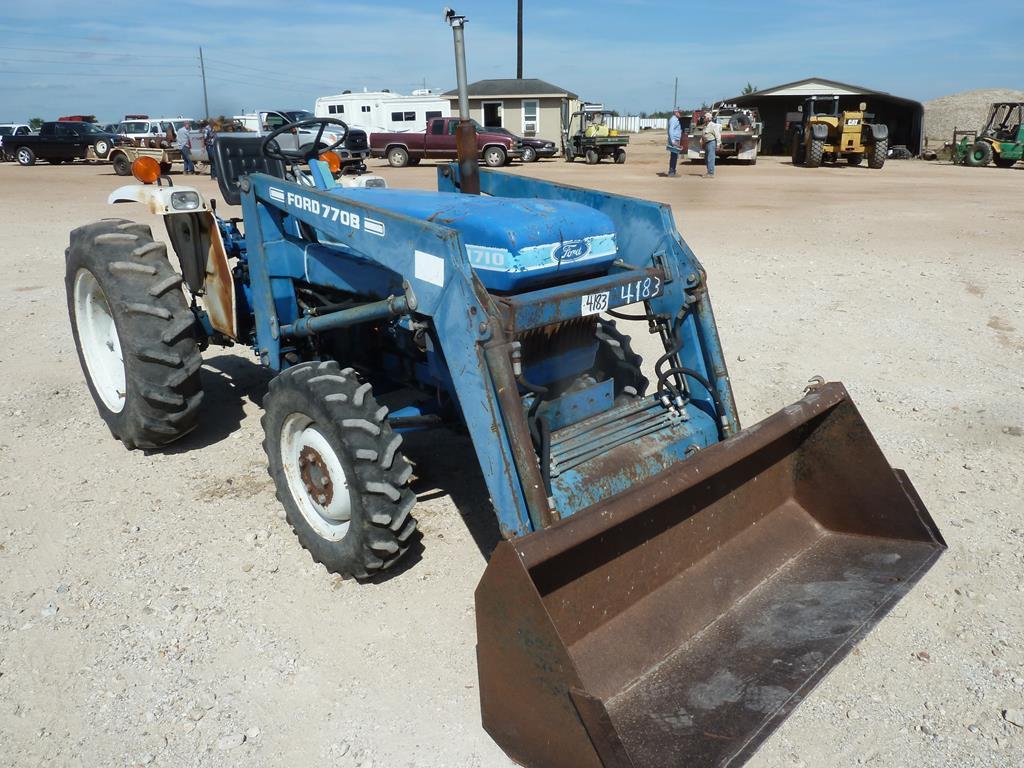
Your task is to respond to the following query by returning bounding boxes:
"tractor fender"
[867,123,889,141]
[107,185,238,339]
[810,123,829,141]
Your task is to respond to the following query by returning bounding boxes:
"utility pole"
[445,7,479,194]
[673,77,678,109]
[516,0,523,79]
[199,47,210,120]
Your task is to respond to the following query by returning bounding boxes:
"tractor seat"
[212,135,287,206]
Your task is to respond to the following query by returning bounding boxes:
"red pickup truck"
[371,117,522,168]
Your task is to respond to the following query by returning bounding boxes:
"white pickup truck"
[234,109,370,171]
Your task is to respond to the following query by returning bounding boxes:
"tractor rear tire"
[964,141,992,167]
[585,149,599,165]
[869,139,888,169]
[387,147,410,168]
[593,319,648,402]
[790,136,803,166]
[262,361,418,579]
[66,219,204,449]
[847,153,864,166]
[994,156,1017,168]
[806,138,824,167]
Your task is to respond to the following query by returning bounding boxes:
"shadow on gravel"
[163,352,272,454]
[400,429,503,563]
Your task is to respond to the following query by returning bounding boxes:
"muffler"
[476,382,945,768]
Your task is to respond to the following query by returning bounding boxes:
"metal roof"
[724,77,922,109]
[441,78,578,99]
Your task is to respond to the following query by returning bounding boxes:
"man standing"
[666,108,683,176]
[176,120,195,175]
[202,120,217,179]
[701,113,722,178]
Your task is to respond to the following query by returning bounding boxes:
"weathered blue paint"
[228,163,740,541]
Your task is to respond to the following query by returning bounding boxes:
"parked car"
[234,109,370,172]
[0,123,33,161]
[7,121,126,166]
[481,126,556,162]
[371,116,522,167]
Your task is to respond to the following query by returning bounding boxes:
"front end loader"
[65,118,945,767]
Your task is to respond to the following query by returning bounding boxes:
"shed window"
[425,111,443,120]
[390,111,416,122]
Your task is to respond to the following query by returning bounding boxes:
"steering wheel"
[261,118,348,164]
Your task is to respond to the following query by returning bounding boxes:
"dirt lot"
[0,131,1021,768]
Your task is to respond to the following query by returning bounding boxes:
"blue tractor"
[66,118,945,767]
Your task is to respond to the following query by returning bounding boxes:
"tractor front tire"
[387,147,410,168]
[585,149,599,165]
[66,219,203,449]
[868,139,888,169]
[964,141,992,167]
[806,138,824,167]
[262,362,418,579]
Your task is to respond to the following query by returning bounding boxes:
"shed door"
[482,102,503,128]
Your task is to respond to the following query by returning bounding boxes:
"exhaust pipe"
[476,382,945,768]
[445,7,480,195]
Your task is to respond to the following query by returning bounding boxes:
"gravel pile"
[924,88,1024,144]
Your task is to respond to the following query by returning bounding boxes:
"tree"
[741,82,757,95]
[29,117,44,130]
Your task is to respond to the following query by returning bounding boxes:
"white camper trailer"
[314,89,451,134]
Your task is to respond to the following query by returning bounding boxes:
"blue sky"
[1,0,1020,123]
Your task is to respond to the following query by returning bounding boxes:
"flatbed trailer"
[97,144,181,176]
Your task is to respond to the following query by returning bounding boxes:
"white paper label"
[581,291,609,316]
[414,250,445,287]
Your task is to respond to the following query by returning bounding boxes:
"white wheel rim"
[280,413,353,541]
[73,268,126,413]
[18,149,29,163]
[97,141,108,153]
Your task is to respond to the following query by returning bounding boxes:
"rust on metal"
[201,210,239,339]
[476,381,945,768]
[299,445,333,507]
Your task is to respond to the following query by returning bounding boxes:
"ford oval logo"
[554,239,591,263]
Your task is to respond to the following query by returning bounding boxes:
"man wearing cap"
[701,114,722,178]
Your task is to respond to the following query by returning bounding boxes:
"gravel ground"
[0,132,1021,767]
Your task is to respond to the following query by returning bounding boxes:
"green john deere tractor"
[955,102,1024,168]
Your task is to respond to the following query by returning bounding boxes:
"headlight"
[170,191,201,210]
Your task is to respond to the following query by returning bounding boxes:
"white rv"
[314,89,451,134]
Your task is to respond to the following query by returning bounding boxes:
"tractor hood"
[339,189,618,293]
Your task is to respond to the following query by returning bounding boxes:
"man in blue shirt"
[666,109,683,177]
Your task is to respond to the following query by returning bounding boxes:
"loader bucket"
[476,382,945,768]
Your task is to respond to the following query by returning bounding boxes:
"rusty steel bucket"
[476,382,945,768]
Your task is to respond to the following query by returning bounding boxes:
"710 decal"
[581,275,662,316]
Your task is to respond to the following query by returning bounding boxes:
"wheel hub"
[299,445,334,508]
